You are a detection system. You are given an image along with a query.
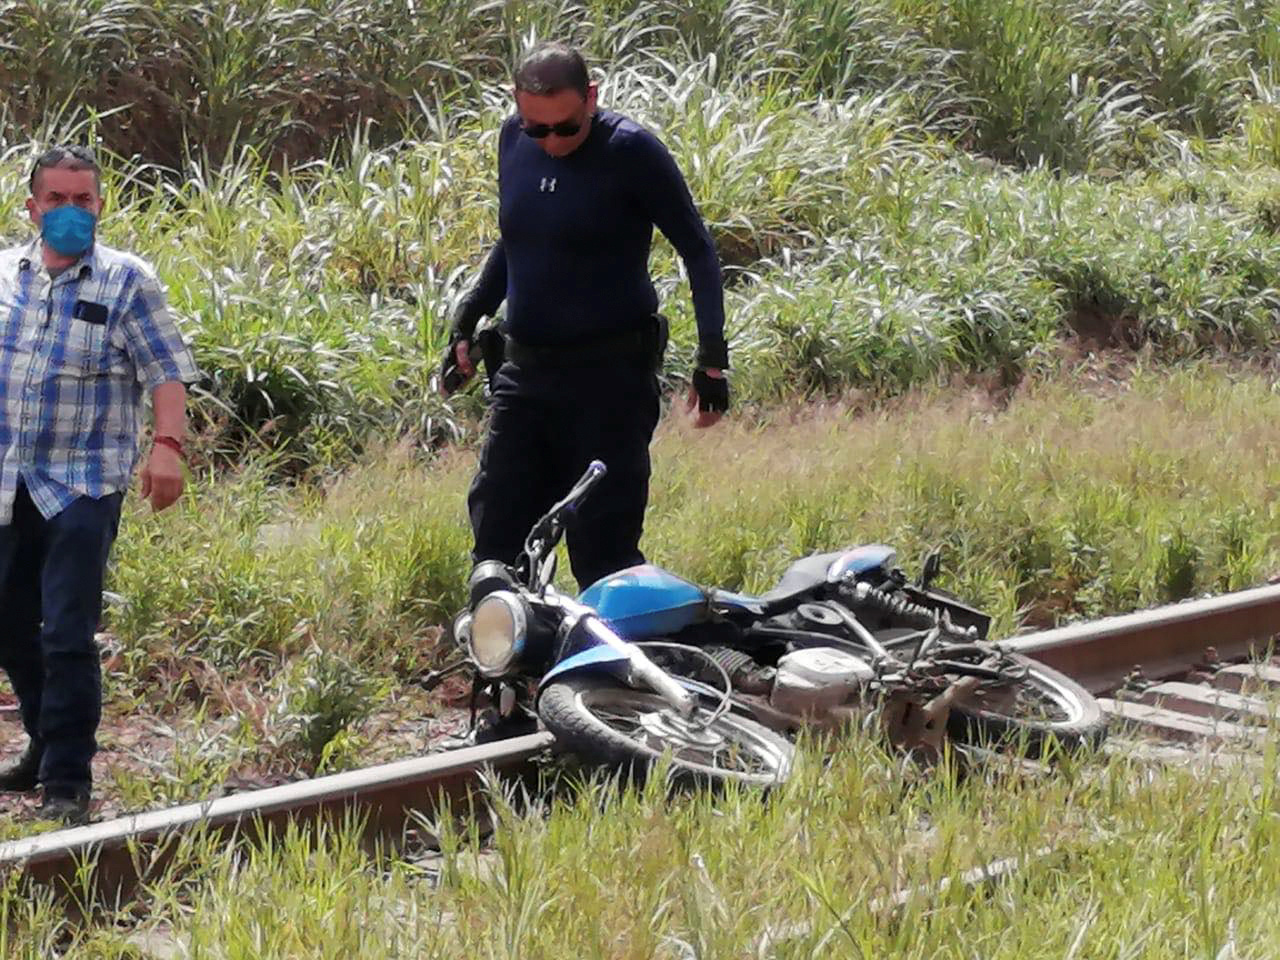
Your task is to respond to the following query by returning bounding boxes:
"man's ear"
[585,83,599,112]
[25,196,39,228]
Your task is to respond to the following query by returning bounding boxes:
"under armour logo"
[540,177,557,192]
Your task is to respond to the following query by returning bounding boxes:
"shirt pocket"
[57,318,111,377]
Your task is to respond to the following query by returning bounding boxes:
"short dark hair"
[29,144,102,194]
[514,42,590,98]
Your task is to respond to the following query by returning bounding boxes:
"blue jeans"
[0,484,122,792]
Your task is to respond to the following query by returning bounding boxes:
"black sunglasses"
[522,119,583,139]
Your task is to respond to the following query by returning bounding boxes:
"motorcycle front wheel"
[538,677,794,789]
[946,653,1108,756]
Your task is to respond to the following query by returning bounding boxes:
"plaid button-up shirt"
[0,240,200,524]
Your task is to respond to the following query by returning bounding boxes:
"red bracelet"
[153,435,186,459]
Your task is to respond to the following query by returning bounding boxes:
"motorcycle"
[429,460,796,789]
[574,537,1107,760]
[433,460,1106,776]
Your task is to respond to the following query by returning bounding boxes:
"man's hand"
[455,340,475,377]
[438,338,476,397]
[686,368,728,429]
[140,443,184,512]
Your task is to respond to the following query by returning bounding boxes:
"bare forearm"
[151,381,187,437]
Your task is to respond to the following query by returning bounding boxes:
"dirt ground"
[0,685,476,829]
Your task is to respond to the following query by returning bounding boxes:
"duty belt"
[505,323,660,367]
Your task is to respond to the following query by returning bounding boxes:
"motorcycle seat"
[759,551,848,604]
[711,546,897,616]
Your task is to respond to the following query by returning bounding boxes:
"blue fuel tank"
[578,564,710,638]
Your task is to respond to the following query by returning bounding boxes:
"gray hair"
[29,145,102,193]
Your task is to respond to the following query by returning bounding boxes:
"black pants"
[468,355,661,591]
[0,484,122,791]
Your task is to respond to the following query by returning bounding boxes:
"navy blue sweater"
[454,109,727,367]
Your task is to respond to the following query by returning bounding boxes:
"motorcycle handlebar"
[521,461,608,575]
[556,592,697,718]
[553,460,607,516]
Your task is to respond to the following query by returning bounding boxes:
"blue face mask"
[40,204,97,257]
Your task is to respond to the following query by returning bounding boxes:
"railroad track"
[0,732,555,904]
[1005,582,1280,745]
[4,582,1280,903]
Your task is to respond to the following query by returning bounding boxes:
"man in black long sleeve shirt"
[447,42,729,591]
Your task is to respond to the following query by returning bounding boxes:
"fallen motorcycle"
[433,461,1106,773]
[430,460,795,788]
[575,539,1107,760]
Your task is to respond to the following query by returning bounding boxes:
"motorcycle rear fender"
[901,584,992,638]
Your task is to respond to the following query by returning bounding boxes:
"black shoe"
[37,787,90,826]
[0,745,42,792]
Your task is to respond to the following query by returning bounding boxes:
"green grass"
[7,732,1280,957]
[2,3,1280,941]
[3,102,1280,470]
[3,0,1279,167]
[63,362,1279,790]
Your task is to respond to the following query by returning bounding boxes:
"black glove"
[439,334,479,397]
[692,369,729,414]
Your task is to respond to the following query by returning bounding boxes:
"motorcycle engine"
[787,602,848,637]
[698,646,776,694]
[770,647,876,717]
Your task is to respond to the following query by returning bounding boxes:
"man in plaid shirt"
[0,146,199,824]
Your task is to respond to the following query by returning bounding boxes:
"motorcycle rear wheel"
[538,677,794,788]
[945,653,1107,756]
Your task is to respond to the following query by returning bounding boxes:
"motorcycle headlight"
[469,590,529,676]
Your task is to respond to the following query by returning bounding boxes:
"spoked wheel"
[538,677,793,788]
[945,653,1107,756]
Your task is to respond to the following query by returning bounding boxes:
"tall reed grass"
[3,1,1279,469]
[4,0,1279,168]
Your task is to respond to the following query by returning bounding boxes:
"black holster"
[475,327,507,386]
[649,313,670,371]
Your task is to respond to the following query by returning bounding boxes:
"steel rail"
[1004,582,1280,693]
[0,731,555,902]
